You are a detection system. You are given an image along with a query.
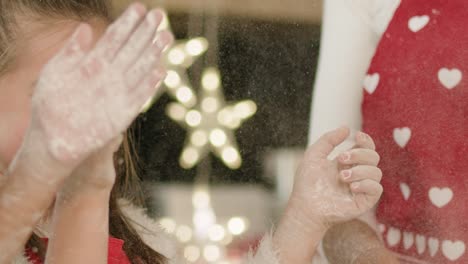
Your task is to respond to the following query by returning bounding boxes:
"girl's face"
[0,19,107,172]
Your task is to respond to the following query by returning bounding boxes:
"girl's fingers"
[354,131,376,150]
[130,66,166,111]
[350,179,383,197]
[124,30,173,88]
[340,165,382,183]
[88,3,146,63]
[338,148,380,166]
[113,9,164,69]
[49,23,93,71]
[350,179,383,211]
[308,127,350,159]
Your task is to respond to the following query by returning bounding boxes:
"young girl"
[0,1,384,263]
[311,0,467,263]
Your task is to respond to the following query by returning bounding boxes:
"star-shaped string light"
[141,13,208,112]
[166,67,257,169]
[140,13,256,170]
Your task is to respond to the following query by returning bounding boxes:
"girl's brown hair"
[0,1,166,263]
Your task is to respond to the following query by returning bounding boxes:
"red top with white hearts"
[362,0,468,263]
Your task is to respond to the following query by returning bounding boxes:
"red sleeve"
[108,237,131,264]
[24,247,43,264]
[25,236,132,264]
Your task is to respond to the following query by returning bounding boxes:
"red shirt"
[26,237,131,264]
[362,0,468,263]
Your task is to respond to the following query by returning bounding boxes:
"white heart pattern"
[400,183,411,201]
[428,237,440,257]
[429,187,454,208]
[387,227,401,247]
[403,232,414,250]
[393,127,411,148]
[363,73,380,94]
[438,68,462,89]
[408,15,430,32]
[416,234,426,255]
[442,240,466,261]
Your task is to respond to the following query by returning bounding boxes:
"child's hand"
[290,127,382,228]
[28,3,173,170]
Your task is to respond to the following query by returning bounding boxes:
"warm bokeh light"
[228,217,247,235]
[203,245,221,262]
[210,129,227,147]
[159,217,177,234]
[202,68,221,91]
[176,225,193,243]
[191,130,208,147]
[184,245,201,262]
[186,110,203,127]
[168,47,185,65]
[208,225,226,242]
[165,70,181,88]
[181,147,200,168]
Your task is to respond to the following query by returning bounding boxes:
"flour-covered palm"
[30,3,173,166]
[292,127,382,227]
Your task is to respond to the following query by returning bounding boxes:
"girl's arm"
[309,1,399,263]
[45,139,119,264]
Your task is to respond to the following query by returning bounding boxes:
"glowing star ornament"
[167,68,257,169]
[140,13,209,112]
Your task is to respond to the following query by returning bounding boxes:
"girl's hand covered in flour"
[290,127,382,228]
[28,3,173,169]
